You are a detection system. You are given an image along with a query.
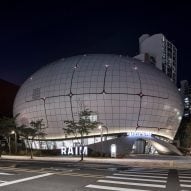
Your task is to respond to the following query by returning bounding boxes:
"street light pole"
[14,132,17,154]
[10,130,17,154]
[8,135,11,155]
[103,126,108,141]
[100,126,103,157]
[98,125,108,157]
[98,125,106,157]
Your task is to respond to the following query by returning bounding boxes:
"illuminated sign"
[61,146,88,156]
[127,132,151,137]
[111,144,117,158]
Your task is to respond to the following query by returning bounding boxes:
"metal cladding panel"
[13,54,183,140]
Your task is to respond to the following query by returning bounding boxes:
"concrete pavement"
[1,154,191,169]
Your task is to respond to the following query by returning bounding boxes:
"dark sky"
[0,1,191,86]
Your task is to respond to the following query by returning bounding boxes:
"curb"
[1,155,191,169]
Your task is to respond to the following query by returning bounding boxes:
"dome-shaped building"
[13,54,183,155]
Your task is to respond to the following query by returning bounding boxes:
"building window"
[89,114,98,122]
[82,114,98,122]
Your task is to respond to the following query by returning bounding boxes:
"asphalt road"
[0,159,191,191]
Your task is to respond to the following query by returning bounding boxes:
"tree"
[175,117,191,155]
[63,108,100,161]
[0,114,19,157]
[30,119,46,150]
[180,118,191,149]
[184,122,191,148]
[17,125,37,159]
[17,119,46,159]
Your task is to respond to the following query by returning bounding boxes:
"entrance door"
[133,139,146,154]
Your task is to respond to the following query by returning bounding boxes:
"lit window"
[82,114,98,122]
[89,115,97,122]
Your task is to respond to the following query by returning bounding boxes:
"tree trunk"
[25,147,28,155]
[38,138,42,156]
[8,137,11,155]
[27,139,33,159]
[30,142,33,159]
[80,145,84,161]
[0,150,1,158]
[25,139,29,155]
[80,136,84,161]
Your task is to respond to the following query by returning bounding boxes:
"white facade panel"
[13,54,183,140]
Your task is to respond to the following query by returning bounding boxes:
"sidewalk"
[1,155,191,169]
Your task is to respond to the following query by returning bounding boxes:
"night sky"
[0,1,191,86]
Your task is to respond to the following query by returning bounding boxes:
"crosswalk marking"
[86,184,150,191]
[0,172,13,175]
[0,172,13,184]
[124,169,169,172]
[105,176,167,183]
[179,176,191,179]
[118,171,168,176]
[180,184,191,188]
[126,169,168,173]
[180,180,191,183]
[98,179,166,188]
[179,173,191,176]
[0,173,53,187]
[178,170,191,189]
[113,173,167,179]
[85,168,168,190]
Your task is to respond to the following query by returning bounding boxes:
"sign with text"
[127,131,151,137]
[61,146,88,156]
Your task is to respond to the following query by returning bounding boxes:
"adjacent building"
[134,34,177,84]
[0,79,19,117]
[180,80,191,118]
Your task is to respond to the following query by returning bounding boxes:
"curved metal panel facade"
[13,54,183,140]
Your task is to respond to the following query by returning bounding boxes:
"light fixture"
[98,125,102,129]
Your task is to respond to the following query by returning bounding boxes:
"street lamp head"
[133,66,138,70]
[11,130,15,134]
[98,125,102,130]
